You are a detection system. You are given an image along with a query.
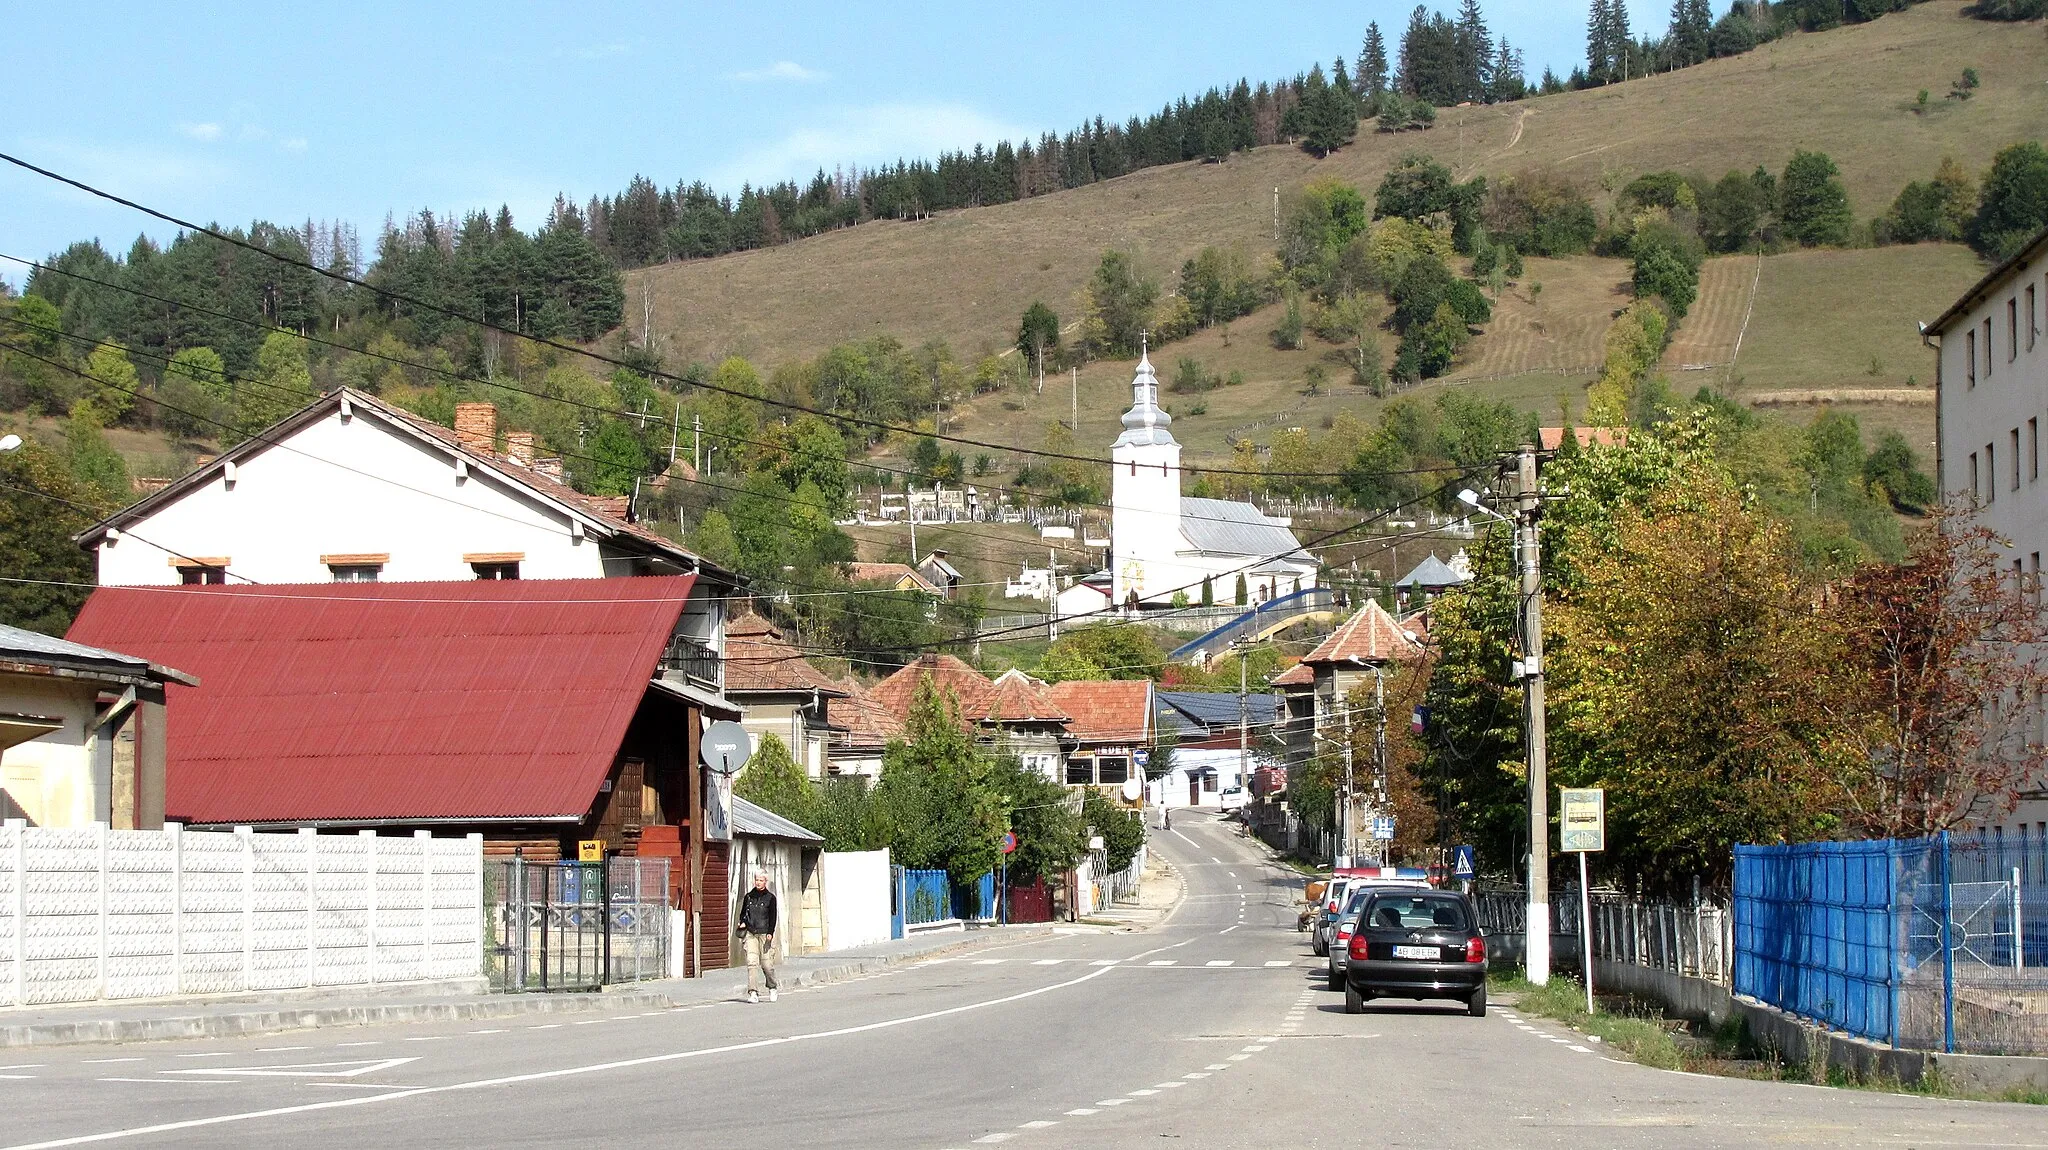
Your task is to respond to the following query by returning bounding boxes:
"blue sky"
[2,1,1649,288]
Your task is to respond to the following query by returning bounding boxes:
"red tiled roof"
[723,613,848,697]
[1300,600,1422,666]
[1269,662,1315,687]
[869,654,993,729]
[828,679,906,749]
[1046,679,1151,743]
[1538,426,1628,451]
[846,562,942,594]
[65,577,694,825]
[983,669,1069,724]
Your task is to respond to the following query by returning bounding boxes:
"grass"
[1491,971,1696,1071]
[626,3,2044,463]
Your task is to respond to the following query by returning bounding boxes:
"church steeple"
[1114,333,1176,448]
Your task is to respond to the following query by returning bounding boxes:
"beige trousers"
[744,932,778,993]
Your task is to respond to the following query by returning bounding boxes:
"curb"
[0,926,1056,1050]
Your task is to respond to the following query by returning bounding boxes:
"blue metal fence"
[1734,830,2048,1055]
[890,868,1000,938]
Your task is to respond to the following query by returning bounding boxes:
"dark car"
[1343,890,1487,1017]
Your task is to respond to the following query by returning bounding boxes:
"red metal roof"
[65,577,695,825]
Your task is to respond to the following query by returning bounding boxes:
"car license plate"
[1391,945,1440,960]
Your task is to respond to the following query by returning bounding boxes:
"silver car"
[1325,880,1432,988]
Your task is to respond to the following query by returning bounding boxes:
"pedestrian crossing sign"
[1453,845,1476,880]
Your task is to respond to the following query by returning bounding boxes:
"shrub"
[1168,356,1220,394]
[1780,151,1854,247]
[1390,254,1455,332]
[1483,173,1599,257]
[1443,278,1493,325]
[1969,142,2048,261]
[1270,291,1307,350]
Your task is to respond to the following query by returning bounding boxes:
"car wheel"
[1344,983,1364,1014]
[1467,984,1487,1018]
[1312,938,1326,957]
[1327,967,1342,992]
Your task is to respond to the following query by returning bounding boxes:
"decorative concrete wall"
[0,821,483,1007]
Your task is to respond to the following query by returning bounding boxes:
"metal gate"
[489,856,670,991]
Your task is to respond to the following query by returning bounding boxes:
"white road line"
[1031,960,1063,966]
[1549,1038,1572,1044]
[1207,855,1222,863]
[174,1053,230,1059]
[1088,960,1120,966]
[1152,1081,1185,1089]
[1218,925,1240,934]
[95,1079,232,1086]
[0,964,1122,1150]
[1019,1120,1057,1129]
[0,1075,35,1080]
[972,959,1005,965]
[403,1037,448,1043]
[1146,960,1176,967]
[254,1048,308,1053]
[1264,960,1291,967]
[1206,960,1234,967]
[1569,1045,1594,1053]
[334,1042,382,1047]
[1096,1099,1129,1106]
[1242,1045,1267,1052]
[1065,1108,1099,1116]
[1184,1072,1210,1079]
[972,1134,1014,1144]
[80,1060,141,1065]
[1129,1088,1159,1096]
[469,1030,506,1035]
[1204,1063,1230,1070]
[1226,1054,1251,1061]
[0,1065,43,1072]
[1227,871,1236,877]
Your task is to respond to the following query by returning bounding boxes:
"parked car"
[1324,879,1432,988]
[1310,878,1351,957]
[1344,889,1488,1017]
[1217,783,1247,812]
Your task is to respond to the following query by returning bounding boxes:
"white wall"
[0,676,102,828]
[0,822,484,1007]
[1936,247,2048,830]
[1112,439,1184,606]
[820,849,892,951]
[96,407,609,585]
[1155,748,1249,807]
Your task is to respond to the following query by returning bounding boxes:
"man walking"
[737,871,779,1003]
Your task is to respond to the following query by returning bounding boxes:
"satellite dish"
[1121,776,1143,803]
[701,721,753,776]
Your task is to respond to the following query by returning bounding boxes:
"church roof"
[1112,345,1177,449]
[1300,600,1423,666]
[1179,498,1310,561]
[1396,554,1468,589]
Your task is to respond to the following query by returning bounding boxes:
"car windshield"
[1363,895,1469,931]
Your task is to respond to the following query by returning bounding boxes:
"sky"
[1,1,1643,289]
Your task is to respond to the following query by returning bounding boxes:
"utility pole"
[1341,721,1355,868]
[1238,646,1250,815]
[692,414,702,473]
[1272,186,1280,241]
[669,402,681,466]
[1373,665,1388,866]
[1515,443,1552,986]
[1071,367,1078,433]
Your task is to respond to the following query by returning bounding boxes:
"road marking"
[1207,855,1222,864]
[1152,1081,1185,1089]
[1242,1045,1267,1051]
[1184,1072,1210,1079]
[1205,1063,1230,1070]
[80,1060,141,1065]
[1096,1099,1129,1106]
[1264,960,1292,967]
[469,1030,506,1035]
[1147,960,1176,967]
[1218,925,1239,934]
[1206,960,1234,967]
[166,1058,419,1079]
[403,1037,448,1043]
[1227,871,1236,877]
[1031,959,1063,966]
[334,1042,382,1047]
[973,959,1004,965]
[1018,1120,1057,1129]
[0,1075,35,1080]
[1549,1038,1573,1044]
[1226,1054,1251,1061]
[174,1053,230,1059]
[972,1135,1013,1144]
[0,963,1123,1150]
[1569,1045,1594,1053]
[1088,960,1120,966]
[96,1078,233,1086]
[1065,1108,1099,1116]
[572,1019,609,1025]
[0,1066,42,1072]
[1129,1089,1159,1096]
[254,1047,308,1053]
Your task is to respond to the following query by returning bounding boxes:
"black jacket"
[737,887,778,936]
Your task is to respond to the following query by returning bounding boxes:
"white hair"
[753,870,769,880]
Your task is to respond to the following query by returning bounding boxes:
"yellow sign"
[578,839,605,862]
[1559,788,1605,853]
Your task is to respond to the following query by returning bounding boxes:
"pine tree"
[1358,23,1390,101]
[1397,4,1430,96]
[1455,0,1494,103]
[1609,0,1634,81]
[1587,0,1613,84]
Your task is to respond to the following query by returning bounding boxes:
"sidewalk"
[0,925,1052,1050]
[1081,852,1184,930]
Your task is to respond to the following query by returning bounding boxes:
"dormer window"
[169,557,230,585]
[323,553,387,583]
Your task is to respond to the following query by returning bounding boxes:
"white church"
[1056,346,1318,619]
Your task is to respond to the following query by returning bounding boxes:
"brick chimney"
[505,431,535,467]
[535,457,565,482]
[454,403,497,455]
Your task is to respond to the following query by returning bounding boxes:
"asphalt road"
[3,811,2045,1149]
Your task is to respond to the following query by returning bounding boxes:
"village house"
[824,678,907,777]
[723,612,847,778]
[1046,679,1153,787]
[1153,689,1282,807]
[867,655,1073,780]
[1271,599,1424,769]
[0,624,195,829]
[845,562,945,597]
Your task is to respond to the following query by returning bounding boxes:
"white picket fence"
[1,820,484,1008]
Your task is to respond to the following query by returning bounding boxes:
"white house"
[1926,225,2048,837]
[0,624,195,829]
[1103,346,1317,612]
[81,392,718,588]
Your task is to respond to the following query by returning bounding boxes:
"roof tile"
[1045,679,1151,743]
[1300,601,1422,666]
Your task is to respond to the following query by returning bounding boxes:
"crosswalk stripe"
[1147,960,1177,966]
[1205,960,1234,967]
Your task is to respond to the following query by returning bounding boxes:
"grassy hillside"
[630,3,2041,456]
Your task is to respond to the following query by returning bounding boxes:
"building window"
[1097,757,1130,785]
[472,561,520,580]
[176,564,226,585]
[2030,553,2040,605]
[1967,329,1978,387]
[329,564,381,583]
[2031,419,2039,482]
[1985,318,1994,377]
[2029,285,2038,352]
[2011,298,2021,362]
[1065,759,1095,785]
[1970,451,1980,503]
[2015,428,2023,492]
[1986,442,1996,503]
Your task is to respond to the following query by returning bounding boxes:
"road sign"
[1560,787,1605,852]
[1371,816,1396,841]
[1133,749,1150,769]
[1452,844,1476,880]
[577,839,604,863]
[1000,831,1018,855]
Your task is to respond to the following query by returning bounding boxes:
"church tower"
[1110,341,1182,607]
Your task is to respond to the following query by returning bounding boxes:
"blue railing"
[1734,830,2048,1055]
[891,868,999,938]
[1167,587,1335,663]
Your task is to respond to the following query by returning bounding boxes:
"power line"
[0,156,1458,482]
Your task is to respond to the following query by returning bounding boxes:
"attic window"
[323,553,388,583]
[466,552,524,580]
[177,565,227,586]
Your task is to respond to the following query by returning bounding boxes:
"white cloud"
[176,121,223,142]
[709,102,1035,189]
[733,60,827,83]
